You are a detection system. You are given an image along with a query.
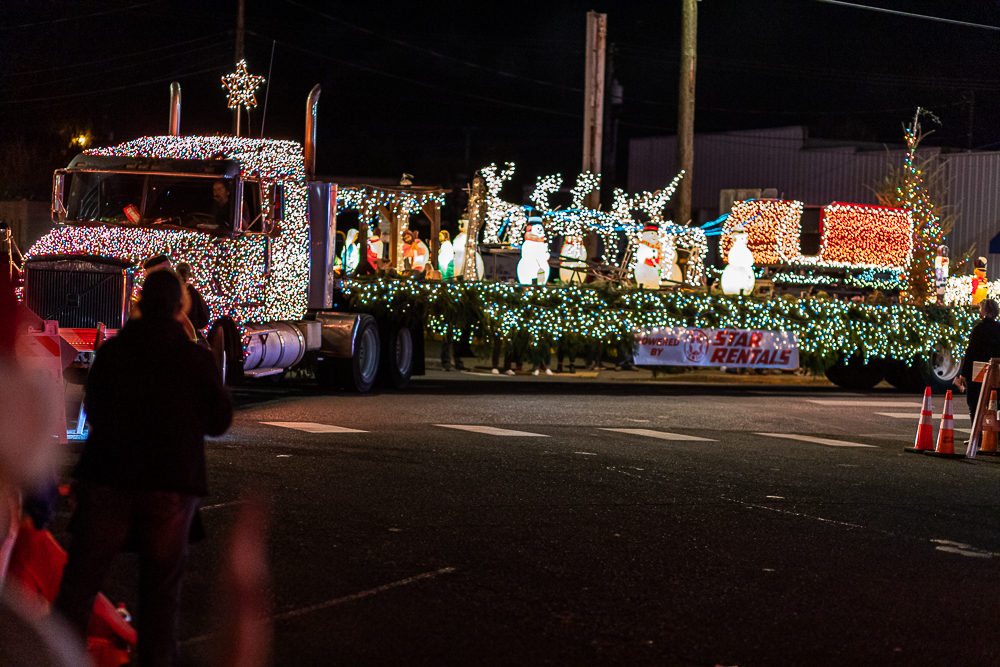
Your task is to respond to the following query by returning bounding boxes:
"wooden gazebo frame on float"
[338,183,450,274]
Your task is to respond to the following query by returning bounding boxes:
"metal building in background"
[629,127,1000,279]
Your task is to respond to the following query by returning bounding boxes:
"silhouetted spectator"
[54,269,232,667]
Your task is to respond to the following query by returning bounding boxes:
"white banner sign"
[634,327,799,369]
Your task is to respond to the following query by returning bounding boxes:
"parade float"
[17,64,977,396]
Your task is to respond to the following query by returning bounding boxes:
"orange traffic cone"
[980,390,999,456]
[927,390,963,458]
[905,387,935,453]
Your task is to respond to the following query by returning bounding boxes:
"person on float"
[366,227,384,269]
[342,229,361,274]
[438,230,455,280]
[954,298,1000,421]
[409,230,430,272]
[972,256,989,306]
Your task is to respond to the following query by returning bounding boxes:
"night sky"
[3,0,1000,209]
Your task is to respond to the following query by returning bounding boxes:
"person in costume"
[367,227,384,269]
[972,256,989,306]
[342,229,360,274]
[438,230,455,280]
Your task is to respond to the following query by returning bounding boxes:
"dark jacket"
[185,283,210,331]
[960,317,1000,383]
[75,316,232,496]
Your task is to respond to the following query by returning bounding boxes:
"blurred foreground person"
[54,269,232,667]
[954,297,1000,419]
[0,269,87,666]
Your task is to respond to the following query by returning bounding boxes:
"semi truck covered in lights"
[22,85,419,392]
[720,199,914,292]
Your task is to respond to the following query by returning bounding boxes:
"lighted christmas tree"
[875,108,951,304]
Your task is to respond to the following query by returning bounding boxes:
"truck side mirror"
[52,170,67,224]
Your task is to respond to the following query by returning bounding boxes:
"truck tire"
[379,325,413,389]
[916,347,961,394]
[824,354,886,390]
[884,360,924,393]
[315,315,381,393]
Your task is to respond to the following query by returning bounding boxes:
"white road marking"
[574,452,597,455]
[930,539,995,558]
[757,433,877,448]
[599,428,716,442]
[875,413,970,420]
[260,421,367,433]
[434,424,549,437]
[277,455,291,458]
[766,495,784,499]
[182,567,456,645]
[626,418,650,422]
[807,400,922,407]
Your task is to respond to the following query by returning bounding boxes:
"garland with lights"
[340,277,974,373]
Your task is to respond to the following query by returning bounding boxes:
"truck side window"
[242,181,264,233]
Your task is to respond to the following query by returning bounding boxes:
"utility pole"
[674,0,697,226]
[233,0,245,136]
[582,11,606,210]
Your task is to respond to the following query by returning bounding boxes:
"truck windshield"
[65,171,238,234]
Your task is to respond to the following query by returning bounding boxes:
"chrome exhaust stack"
[169,82,181,136]
[305,84,321,180]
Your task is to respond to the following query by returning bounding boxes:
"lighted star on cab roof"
[221,59,265,111]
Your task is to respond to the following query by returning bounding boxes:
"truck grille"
[24,257,132,328]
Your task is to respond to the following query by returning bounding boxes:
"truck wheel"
[209,318,244,386]
[315,316,380,393]
[884,360,924,393]
[824,354,886,390]
[379,325,413,389]
[916,347,961,394]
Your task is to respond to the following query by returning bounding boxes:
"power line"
[814,1,1000,31]
[280,0,584,94]
[1,32,231,77]
[246,31,581,121]
[0,1,163,30]
[15,41,230,90]
[0,62,226,106]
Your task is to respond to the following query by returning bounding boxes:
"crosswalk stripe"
[806,400,922,407]
[757,433,877,448]
[876,412,970,420]
[260,422,367,433]
[599,428,716,441]
[434,425,549,437]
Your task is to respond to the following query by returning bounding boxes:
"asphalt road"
[64,373,1000,666]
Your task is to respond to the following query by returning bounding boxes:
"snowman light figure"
[517,216,550,285]
[559,234,587,284]
[721,224,755,295]
[634,223,661,289]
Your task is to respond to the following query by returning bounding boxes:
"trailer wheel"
[884,360,924,393]
[824,354,886,390]
[379,325,413,389]
[916,347,961,394]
